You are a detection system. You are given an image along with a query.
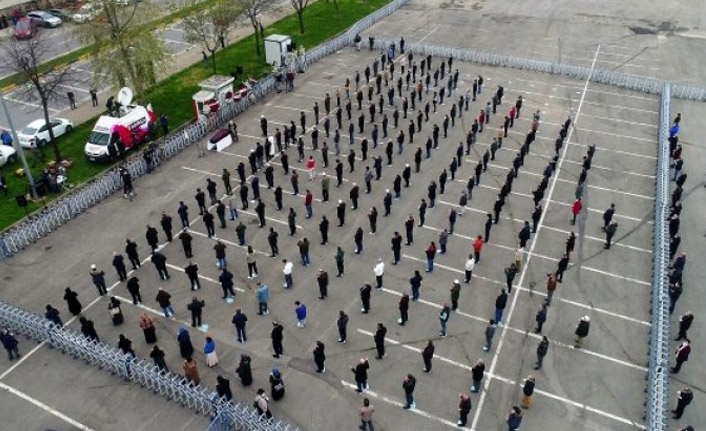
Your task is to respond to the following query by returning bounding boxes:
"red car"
[14,17,37,40]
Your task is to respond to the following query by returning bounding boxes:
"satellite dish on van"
[117,87,133,106]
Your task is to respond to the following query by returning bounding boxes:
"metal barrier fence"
[0,0,411,259]
[0,300,298,431]
[645,83,671,431]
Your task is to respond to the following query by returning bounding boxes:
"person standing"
[483,319,497,352]
[518,221,531,249]
[203,212,215,238]
[203,336,218,367]
[473,236,484,263]
[675,311,694,341]
[255,282,269,315]
[399,293,410,325]
[231,309,247,343]
[283,259,294,289]
[672,387,693,419]
[320,216,330,245]
[374,323,387,359]
[271,321,284,358]
[605,220,618,249]
[574,316,591,348]
[464,255,475,284]
[125,239,140,270]
[139,313,157,344]
[556,253,570,282]
[535,303,548,333]
[671,340,691,373]
[126,276,142,305]
[178,229,193,259]
[1,330,20,361]
[317,269,329,299]
[504,263,518,294]
[335,246,345,276]
[467,357,485,393]
[89,265,108,296]
[45,305,63,327]
[457,393,472,427]
[155,288,174,318]
[450,280,461,311]
[571,197,582,225]
[255,388,272,418]
[439,303,451,336]
[402,374,416,410]
[187,296,205,328]
[359,398,375,430]
[507,406,523,431]
[112,252,128,282]
[495,289,508,325]
[63,287,83,315]
[337,310,349,343]
[360,283,372,314]
[545,273,558,305]
[295,301,307,327]
[535,336,549,369]
[521,376,536,409]
[602,203,615,231]
[108,297,123,325]
[374,259,385,289]
[352,358,370,392]
[313,341,326,373]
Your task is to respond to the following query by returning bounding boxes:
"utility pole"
[0,89,37,199]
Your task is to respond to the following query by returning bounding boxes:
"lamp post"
[0,89,37,199]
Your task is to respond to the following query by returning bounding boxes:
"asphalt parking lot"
[0,31,659,431]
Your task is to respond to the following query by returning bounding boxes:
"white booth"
[264,34,292,67]
[191,75,235,121]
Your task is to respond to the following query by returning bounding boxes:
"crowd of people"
[1,38,695,431]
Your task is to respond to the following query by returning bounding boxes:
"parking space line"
[500,75,658,103]
[0,382,98,431]
[340,380,460,428]
[356,329,647,428]
[379,284,647,372]
[420,225,651,286]
[57,84,90,93]
[460,159,654,201]
[164,262,246,292]
[4,96,59,113]
[506,87,658,114]
[400,254,650,326]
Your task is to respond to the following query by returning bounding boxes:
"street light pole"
[0,88,37,199]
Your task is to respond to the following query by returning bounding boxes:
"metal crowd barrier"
[0,300,299,431]
[645,83,671,431]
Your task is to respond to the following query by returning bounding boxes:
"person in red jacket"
[425,242,437,272]
[473,235,484,263]
[571,197,582,225]
[478,110,486,132]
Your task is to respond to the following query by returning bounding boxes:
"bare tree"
[0,31,75,161]
[182,0,241,74]
[290,0,310,34]
[236,0,276,56]
[78,0,168,95]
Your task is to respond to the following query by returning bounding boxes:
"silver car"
[27,11,63,27]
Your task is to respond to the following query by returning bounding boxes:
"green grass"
[0,0,391,230]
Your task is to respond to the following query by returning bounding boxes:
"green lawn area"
[0,0,391,231]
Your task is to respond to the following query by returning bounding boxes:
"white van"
[84,104,151,162]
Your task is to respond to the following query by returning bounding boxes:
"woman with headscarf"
[236,354,252,386]
[63,287,82,316]
[108,297,123,325]
[177,327,194,359]
[269,367,285,400]
[117,334,135,358]
[183,356,200,385]
[216,375,232,401]
[254,388,272,418]
[204,336,218,367]
[139,313,157,344]
[79,317,100,342]
[150,345,168,372]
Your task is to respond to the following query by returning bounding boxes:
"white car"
[18,118,74,149]
[71,4,100,23]
[27,11,63,27]
[0,145,17,168]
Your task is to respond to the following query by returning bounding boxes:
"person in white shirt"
[464,255,475,283]
[283,259,294,289]
[514,245,523,272]
[374,258,385,289]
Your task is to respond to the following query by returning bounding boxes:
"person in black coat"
[145,225,159,251]
[216,376,233,401]
[112,252,127,281]
[236,354,253,386]
[177,327,194,359]
[352,358,370,392]
[360,284,372,313]
[126,276,142,304]
[117,334,135,357]
[313,341,326,373]
[44,305,63,327]
[160,213,173,242]
[79,317,100,342]
[63,287,82,316]
[125,239,140,269]
[150,345,168,372]
[518,221,531,248]
[374,323,387,359]
[555,253,570,282]
[574,316,590,348]
[271,321,284,358]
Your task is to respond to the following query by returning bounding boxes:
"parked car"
[71,3,100,23]
[13,17,37,39]
[45,8,67,19]
[0,145,17,168]
[27,11,62,27]
[18,118,74,149]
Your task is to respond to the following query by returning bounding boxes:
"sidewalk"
[61,4,297,127]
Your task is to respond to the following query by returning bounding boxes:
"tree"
[0,31,75,161]
[236,0,276,56]
[78,0,169,95]
[291,0,310,34]
[182,0,241,74]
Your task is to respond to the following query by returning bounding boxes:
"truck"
[84,88,155,162]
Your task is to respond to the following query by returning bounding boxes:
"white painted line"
[470,44,598,431]
[164,262,245,292]
[0,342,45,380]
[506,87,658,114]
[182,166,221,177]
[340,380,460,428]
[420,225,651,286]
[187,229,272,261]
[0,382,98,431]
[379,283,647,371]
[400,254,650,326]
[418,25,441,43]
[356,329,646,428]
[4,96,59,113]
